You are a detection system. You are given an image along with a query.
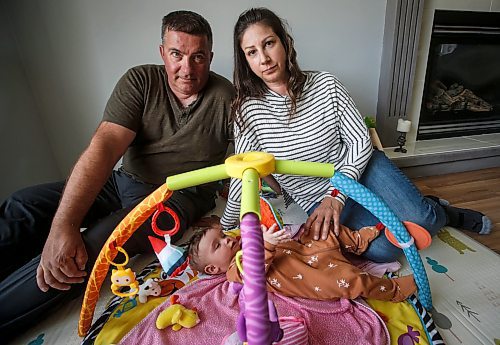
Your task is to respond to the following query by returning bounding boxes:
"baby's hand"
[262,224,291,245]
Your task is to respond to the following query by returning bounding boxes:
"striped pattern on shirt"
[221,71,372,229]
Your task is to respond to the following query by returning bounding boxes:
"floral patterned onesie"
[226,225,416,302]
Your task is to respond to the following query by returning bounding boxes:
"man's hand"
[35,122,133,292]
[304,197,344,240]
[262,223,291,245]
[36,227,88,292]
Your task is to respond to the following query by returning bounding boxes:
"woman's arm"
[220,177,243,229]
[221,129,260,228]
[305,75,372,239]
[335,77,373,182]
[263,175,282,195]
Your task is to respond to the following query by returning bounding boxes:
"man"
[0,10,234,340]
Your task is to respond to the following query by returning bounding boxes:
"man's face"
[197,228,241,274]
[159,30,213,99]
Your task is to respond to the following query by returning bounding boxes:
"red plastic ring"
[151,203,180,236]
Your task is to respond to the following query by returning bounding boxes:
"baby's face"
[198,228,241,274]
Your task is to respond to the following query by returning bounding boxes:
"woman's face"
[240,23,288,88]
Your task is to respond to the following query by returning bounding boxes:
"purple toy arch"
[240,212,271,344]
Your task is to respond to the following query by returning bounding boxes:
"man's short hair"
[161,10,213,49]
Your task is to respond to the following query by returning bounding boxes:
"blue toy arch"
[331,171,432,309]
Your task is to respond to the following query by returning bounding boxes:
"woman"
[220,7,491,262]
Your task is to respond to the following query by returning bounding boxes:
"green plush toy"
[363,116,383,150]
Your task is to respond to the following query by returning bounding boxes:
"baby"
[188,222,416,303]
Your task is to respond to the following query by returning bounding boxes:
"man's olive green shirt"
[103,64,234,185]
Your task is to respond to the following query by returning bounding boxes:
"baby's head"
[188,226,241,275]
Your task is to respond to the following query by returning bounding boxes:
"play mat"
[12,195,500,345]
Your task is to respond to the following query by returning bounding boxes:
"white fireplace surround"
[406,0,500,146]
[377,0,500,147]
[376,0,500,176]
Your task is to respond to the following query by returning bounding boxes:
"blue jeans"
[308,150,447,263]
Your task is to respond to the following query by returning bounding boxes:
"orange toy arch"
[78,184,173,337]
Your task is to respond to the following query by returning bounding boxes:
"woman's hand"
[304,197,344,240]
[262,224,291,245]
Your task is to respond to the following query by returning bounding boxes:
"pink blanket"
[119,275,389,345]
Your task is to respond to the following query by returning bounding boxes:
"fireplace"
[417,10,500,140]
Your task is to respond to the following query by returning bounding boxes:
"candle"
[397,118,411,133]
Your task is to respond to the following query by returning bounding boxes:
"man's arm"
[36,121,135,291]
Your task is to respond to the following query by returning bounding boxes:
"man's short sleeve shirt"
[103,64,234,184]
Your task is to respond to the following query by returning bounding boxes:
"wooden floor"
[412,167,500,254]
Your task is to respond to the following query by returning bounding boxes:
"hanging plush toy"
[259,196,284,230]
[259,195,302,239]
[106,242,139,298]
[149,203,190,278]
[137,278,162,304]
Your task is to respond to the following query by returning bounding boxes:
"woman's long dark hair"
[232,8,306,131]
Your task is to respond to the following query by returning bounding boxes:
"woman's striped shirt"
[221,71,372,229]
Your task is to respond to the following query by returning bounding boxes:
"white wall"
[0,2,61,200]
[1,0,386,192]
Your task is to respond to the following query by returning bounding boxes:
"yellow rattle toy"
[106,241,139,298]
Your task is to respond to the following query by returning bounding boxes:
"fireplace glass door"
[418,10,500,140]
